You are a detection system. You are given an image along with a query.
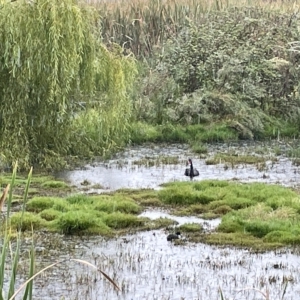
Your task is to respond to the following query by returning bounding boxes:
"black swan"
[167,231,181,241]
[184,158,199,180]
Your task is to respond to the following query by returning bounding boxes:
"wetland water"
[20,142,300,299]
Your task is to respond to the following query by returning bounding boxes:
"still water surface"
[16,141,300,299]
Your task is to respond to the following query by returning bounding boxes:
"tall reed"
[90,0,300,58]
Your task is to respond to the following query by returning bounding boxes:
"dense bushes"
[129,7,300,138]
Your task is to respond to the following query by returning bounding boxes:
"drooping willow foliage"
[0,0,137,169]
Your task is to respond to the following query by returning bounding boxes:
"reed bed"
[86,0,300,58]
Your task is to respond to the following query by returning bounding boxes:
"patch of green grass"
[157,180,300,248]
[41,180,69,189]
[56,211,110,234]
[132,155,179,167]
[204,232,282,250]
[129,122,238,145]
[191,143,208,154]
[175,204,207,216]
[26,197,63,212]
[150,217,178,229]
[195,124,238,143]
[179,223,202,232]
[92,195,141,214]
[158,183,217,205]
[39,208,62,221]
[205,153,269,165]
[66,194,95,205]
[10,212,46,231]
[103,212,145,229]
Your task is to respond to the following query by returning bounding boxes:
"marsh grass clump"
[103,212,145,229]
[133,155,180,167]
[175,204,207,216]
[179,223,202,233]
[41,180,70,189]
[10,212,45,231]
[56,211,104,234]
[39,208,62,221]
[158,182,216,205]
[26,196,63,212]
[205,153,269,166]
[158,180,300,248]
[20,192,147,234]
[150,217,178,229]
[92,195,141,214]
[191,143,208,154]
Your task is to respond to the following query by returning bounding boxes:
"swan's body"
[184,159,199,180]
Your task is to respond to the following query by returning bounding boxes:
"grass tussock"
[19,192,149,235]
[158,180,300,249]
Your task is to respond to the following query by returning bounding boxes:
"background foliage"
[0,0,136,169]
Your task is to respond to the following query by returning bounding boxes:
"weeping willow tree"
[0,0,136,169]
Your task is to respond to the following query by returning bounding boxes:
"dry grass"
[0,184,9,212]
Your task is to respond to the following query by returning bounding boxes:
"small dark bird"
[184,158,199,180]
[167,231,181,241]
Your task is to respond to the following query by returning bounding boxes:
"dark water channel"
[13,141,300,299]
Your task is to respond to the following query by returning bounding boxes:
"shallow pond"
[11,141,300,299]
[57,141,300,191]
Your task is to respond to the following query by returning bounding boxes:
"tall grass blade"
[0,184,10,212]
[9,260,68,300]
[8,237,21,299]
[71,258,121,291]
[20,167,33,231]
[219,286,225,300]
[22,239,35,300]
[0,236,9,300]
[6,162,17,220]
[281,282,288,299]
